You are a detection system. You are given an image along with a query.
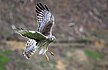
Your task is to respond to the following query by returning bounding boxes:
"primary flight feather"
[36,3,54,36]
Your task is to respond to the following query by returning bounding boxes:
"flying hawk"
[12,3,56,61]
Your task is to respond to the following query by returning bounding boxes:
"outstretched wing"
[11,25,47,41]
[18,30,47,41]
[36,3,54,36]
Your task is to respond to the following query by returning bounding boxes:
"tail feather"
[23,39,38,59]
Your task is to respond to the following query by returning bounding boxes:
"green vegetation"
[0,50,12,70]
[84,49,104,61]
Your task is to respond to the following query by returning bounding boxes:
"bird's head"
[47,35,56,42]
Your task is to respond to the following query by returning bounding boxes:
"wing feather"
[19,30,47,41]
[36,3,54,36]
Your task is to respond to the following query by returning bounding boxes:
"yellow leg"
[48,50,55,56]
[44,53,49,61]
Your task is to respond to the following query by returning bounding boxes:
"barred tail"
[23,39,38,59]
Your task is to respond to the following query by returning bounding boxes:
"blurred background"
[0,0,108,70]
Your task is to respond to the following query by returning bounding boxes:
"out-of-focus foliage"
[84,49,104,61]
[0,50,12,70]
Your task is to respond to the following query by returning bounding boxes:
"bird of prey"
[12,3,56,61]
